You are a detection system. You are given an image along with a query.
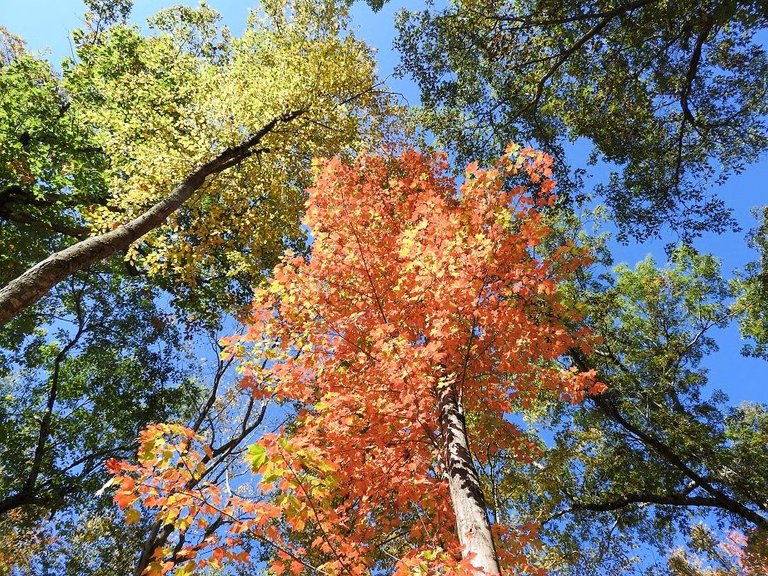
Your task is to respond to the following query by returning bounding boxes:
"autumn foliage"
[109,146,601,575]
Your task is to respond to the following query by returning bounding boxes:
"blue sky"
[2,0,766,409]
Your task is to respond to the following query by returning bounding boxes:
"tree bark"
[438,379,501,575]
[0,109,304,326]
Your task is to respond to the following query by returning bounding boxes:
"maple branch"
[25,314,85,494]
[338,186,388,325]
[168,487,329,575]
[276,443,357,576]
[134,359,267,576]
[134,521,166,576]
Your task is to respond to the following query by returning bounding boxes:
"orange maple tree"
[109,145,602,576]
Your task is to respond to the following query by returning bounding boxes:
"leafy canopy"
[2,0,390,322]
[395,0,768,240]
[110,146,601,575]
[0,1,393,573]
[482,246,768,574]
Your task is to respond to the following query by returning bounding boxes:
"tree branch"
[569,348,768,529]
[0,109,306,326]
[0,207,90,239]
[571,492,724,513]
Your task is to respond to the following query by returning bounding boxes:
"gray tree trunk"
[0,110,304,326]
[438,379,501,575]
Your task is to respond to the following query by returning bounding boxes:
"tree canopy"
[395,0,768,240]
[108,145,603,576]
[1,0,389,324]
[0,1,394,573]
[1,0,766,575]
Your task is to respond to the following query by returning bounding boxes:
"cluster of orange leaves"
[109,146,603,575]
[106,423,277,576]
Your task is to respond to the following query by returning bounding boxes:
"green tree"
[0,263,212,574]
[735,207,768,360]
[479,246,768,574]
[395,0,768,240]
[0,266,202,516]
[0,26,107,282]
[393,3,768,570]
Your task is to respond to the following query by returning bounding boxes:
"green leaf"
[247,443,268,471]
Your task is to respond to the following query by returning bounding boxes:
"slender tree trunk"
[0,313,85,515]
[438,379,501,575]
[0,110,304,326]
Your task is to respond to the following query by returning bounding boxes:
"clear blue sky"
[2,0,766,405]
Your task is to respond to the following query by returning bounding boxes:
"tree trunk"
[0,109,304,326]
[438,379,501,575]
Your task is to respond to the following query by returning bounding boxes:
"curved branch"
[0,207,89,239]
[674,16,716,184]
[0,298,87,515]
[522,0,658,113]
[571,492,725,513]
[465,0,660,28]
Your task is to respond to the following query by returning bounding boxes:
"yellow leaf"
[125,508,141,525]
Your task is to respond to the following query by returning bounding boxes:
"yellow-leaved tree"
[0,0,393,324]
